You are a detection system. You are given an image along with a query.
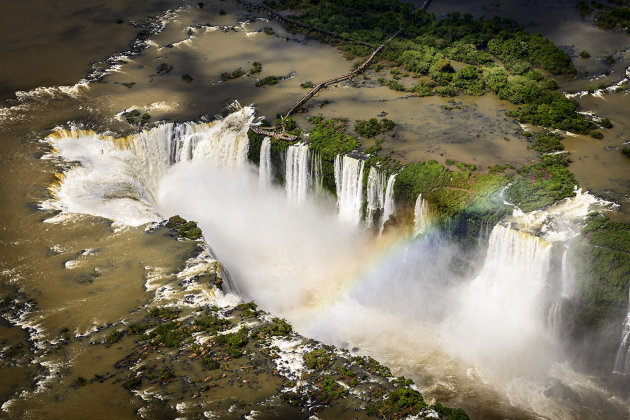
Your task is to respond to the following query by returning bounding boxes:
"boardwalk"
[250,125,297,141]
[286,30,399,116]
[236,0,434,138]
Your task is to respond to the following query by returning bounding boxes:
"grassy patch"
[355,118,395,138]
[304,348,333,370]
[505,155,577,212]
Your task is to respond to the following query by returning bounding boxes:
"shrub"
[250,61,262,74]
[304,348,333,370]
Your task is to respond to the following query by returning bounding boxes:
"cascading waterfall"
[258,136,271,188]
[449,224,554,373]
[413,193,428,236]
[334,155,365,225]
[285,143,311,205]
[548,247,574,335]
[310,150,323,199]
[380,173,396,234]
[614,292,630,374]
[45,106,254,225]
[366,167,387,229]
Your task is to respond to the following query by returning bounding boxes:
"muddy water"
[0,0,182,100]
[562,92,630,220]
[0,0,629,419]
[294,84,535,168]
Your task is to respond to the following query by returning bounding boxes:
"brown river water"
[1,1,629,419]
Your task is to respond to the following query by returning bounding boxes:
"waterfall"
[449,224,553,370]
[45,106,254,226]
[548,248,575,334]
[614,294,630,374]
[413,193,428,236]
[334,155,365,225]
[310,150,323,199]
[380,174,396,233]
[366,167,386,228]
[285,143,311,205]
[259,136,271,188]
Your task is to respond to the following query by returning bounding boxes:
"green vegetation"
[122,110,151,126]
[105,330,124,347]
[372,387,427,419]
[181,73,193,82]
[121,82,136,89]
[255,317,292,337]
[307,116,361,192]
[577,0,630,32]
[194,313,230,334]
[580,50,591,59]
[394,160,510,219]
[529,132,564,153]
[308,117,360,158]
[124,377,142,390]
[72,377,88,388]
[148,307,179,320]
[354,118,395,138]
[304,348,333,370]
[433,404,471,420]
[250,61,263,74]
[214,328,249,358]
[314,375,348,402]
[149,321,193,348]
[352,356,392,378]
[599,117,613,129]
[165,215,203,239]
[300,80,314,88]
[572,214,630,329]
[235,301,258,318]
[622,146,630,159]
[129,323,152,336]
[159,367,175,383]
[202,355,220,369]
[505,155,577,212]
[123,110,141,124]
[157,63,172,74]
[221,68,245,80]
[255,75,279,87]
